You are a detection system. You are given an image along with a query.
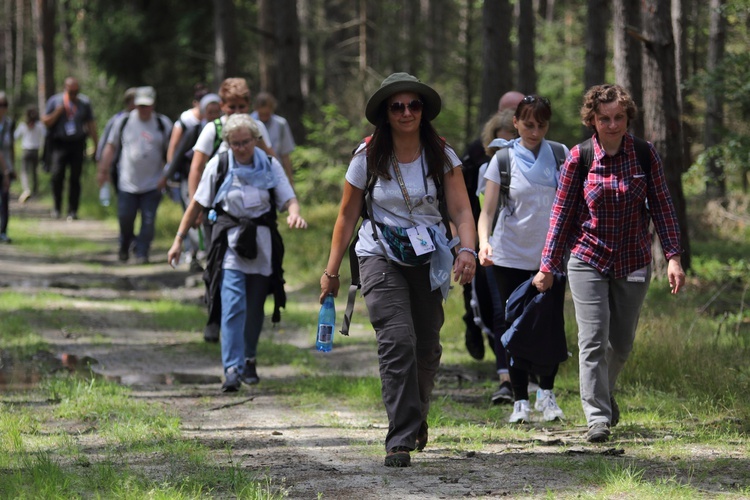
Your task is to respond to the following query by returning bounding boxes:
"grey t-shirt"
[346,146,461,261]
[108,110,173,194]
[194,153,296,276]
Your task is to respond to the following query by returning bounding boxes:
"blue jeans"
[220,269,270,373]
[117,189,162,259]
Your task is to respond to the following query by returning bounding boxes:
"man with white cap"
[97,86,172,264]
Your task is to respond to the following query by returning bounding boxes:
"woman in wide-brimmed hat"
[320,73,477,467]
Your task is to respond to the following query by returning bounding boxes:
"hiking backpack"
[111,113,171,192]
[494,141,568,208]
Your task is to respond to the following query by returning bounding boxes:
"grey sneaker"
[491,381,513,405]
[240,358,260,385]
[586,422,611,443]
[221,366,241,392]
[610,395,620,427]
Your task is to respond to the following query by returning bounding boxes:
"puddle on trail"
[0,352,220,390]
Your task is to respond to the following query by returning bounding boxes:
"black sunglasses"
[388,99,424,115]
[522,95,551,107]
[0,103,7,108]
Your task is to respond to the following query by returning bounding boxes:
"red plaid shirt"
[540,134,682,279]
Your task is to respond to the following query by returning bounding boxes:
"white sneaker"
[535,389,564,421]
[509,399,531,423]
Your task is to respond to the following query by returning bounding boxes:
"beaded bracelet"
[458,247,478,259]
[176,231,187,241]
[323,269,341,279]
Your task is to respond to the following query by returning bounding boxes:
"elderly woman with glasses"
[320,73,476,467]
[478,94,570,425]
[533,84,685,443]
[168,113,307,393]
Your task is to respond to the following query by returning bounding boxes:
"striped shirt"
[540,133,682,278]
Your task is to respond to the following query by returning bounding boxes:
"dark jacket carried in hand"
[501,273,568,376]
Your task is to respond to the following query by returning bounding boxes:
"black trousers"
[50,139,86,214]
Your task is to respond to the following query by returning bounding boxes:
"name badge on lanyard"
[64,120,77,136]
[407,225,435,256]
[626,266,648,283]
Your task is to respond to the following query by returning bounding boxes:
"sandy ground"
[1,197,747,499]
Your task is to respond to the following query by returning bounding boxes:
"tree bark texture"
[259,0,276,94]
[517,0,537,94]
[641,0,691,271]
[704,0,727,199]
[212,0,237,84]
[584,0,610,90]
[613,0,644,137]
[274,0,305,143]
[479,0,513,129]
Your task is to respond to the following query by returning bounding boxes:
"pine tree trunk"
[641,0,692,272]
[274,0,305,143]
[479,0,513,128]
[259,0,276,94]
[517,0,537,94]
[704,0,727,199]
[613,0,644,137]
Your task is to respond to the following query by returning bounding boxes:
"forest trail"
[2,196,740,499]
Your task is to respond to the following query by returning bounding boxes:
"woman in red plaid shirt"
[532,84,686,443]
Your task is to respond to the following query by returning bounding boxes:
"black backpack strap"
[342,171,377,337]
[549,141,567,169]
[578,138,594,179]
[495,147,511,208]
[632,136,652,184]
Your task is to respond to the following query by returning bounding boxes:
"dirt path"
[2,197,745,499]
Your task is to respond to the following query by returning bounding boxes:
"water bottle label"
[317,324,333,343]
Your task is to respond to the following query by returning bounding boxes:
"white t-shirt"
[194,153,296,276]
[14,122,46,150]
[346,146,461,261]
[193,114,271,158]
[250,112,295,155]
[483,148,559,270]
[175,108,200,131]
[108,110,173,194]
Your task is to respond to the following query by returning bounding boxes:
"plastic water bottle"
[316,294,336,352]
[99,182,111,207]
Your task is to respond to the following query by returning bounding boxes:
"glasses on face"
[0,103,7,108]
[388,99,424,115]
[522,95,551,107]
[229,138,256,149]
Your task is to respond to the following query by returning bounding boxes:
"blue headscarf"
[212,149,278,207]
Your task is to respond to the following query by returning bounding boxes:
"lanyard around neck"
[391,151,428,214]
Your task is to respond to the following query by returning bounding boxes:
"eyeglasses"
[0,103,7,108]
[388,100,424,115]
[522,95,551,107]
[229,138,256,149]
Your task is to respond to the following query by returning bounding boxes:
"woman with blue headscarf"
[477,95,569,425]
[168,113,306,393]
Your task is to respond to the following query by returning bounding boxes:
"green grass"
[0,375,285,499]
[2,174,750,496]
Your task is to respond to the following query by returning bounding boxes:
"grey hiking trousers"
[359,255,444,452]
